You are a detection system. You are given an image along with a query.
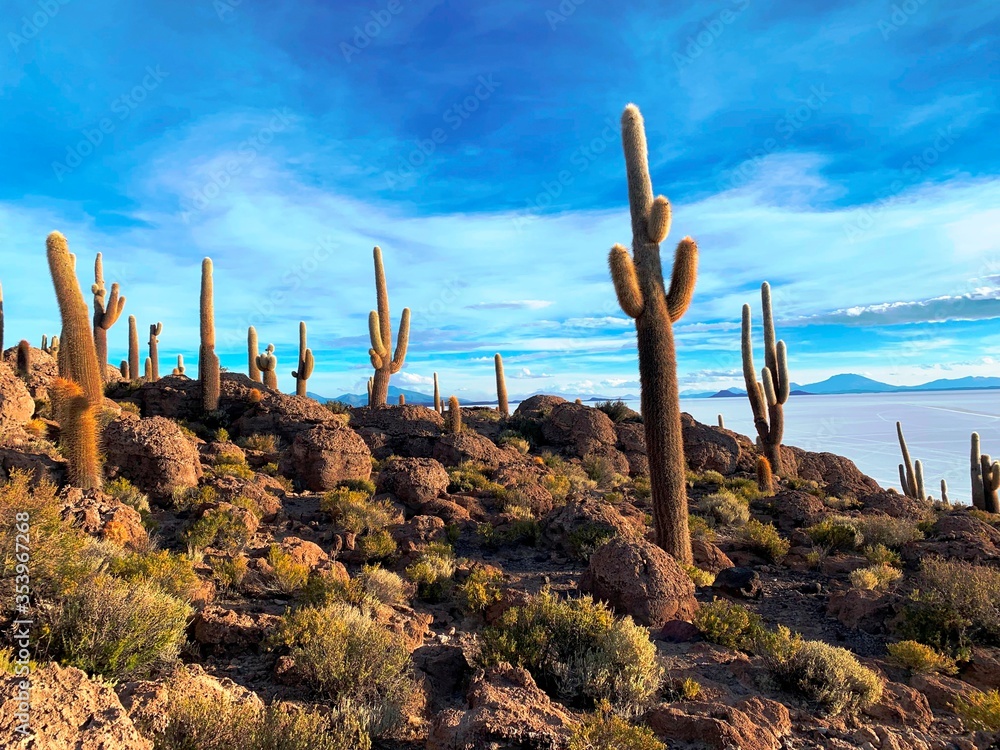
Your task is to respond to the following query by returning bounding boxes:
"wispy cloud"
[466,300,554,310]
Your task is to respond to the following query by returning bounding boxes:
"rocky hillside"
[2,362,1000,749]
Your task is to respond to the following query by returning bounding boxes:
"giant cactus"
[199,258,220,412]
[742,283,790,477]
[292,321,315,397]
[256,344,277,390]
[367,246,410,406]
[248,326,261,382]
[433,372,441,413]
[972,432,1000,513]
[607,104,698,564]
[148,322,162,381]
[495,353,509,417]
[91,253,125,380]
[51,378,100,489]
[0,281,4,354]
[128,315,139,384]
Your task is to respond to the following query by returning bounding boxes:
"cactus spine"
[248,326,261,382]
[433,372,441,413]
[607,104,698,564]
[51,378,100,489]
[148,322,162,381]
[199,258,220,412]
[742,283,789,478]
[445,395,461,434]
[495,353,509,417]
[91,253,125,380]
[16,340,30,378]
[172,354,185,376]
[367,246,410,406]
[896,422,919,499]
[256,344,277,390]
[292,321,314,397]
[127,315,139,383]
[972,433,1000,512]
[756,455,775,495]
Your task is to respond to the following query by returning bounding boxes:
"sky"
[2,0,999,401]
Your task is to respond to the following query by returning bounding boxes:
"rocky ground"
[1,347,1000,749]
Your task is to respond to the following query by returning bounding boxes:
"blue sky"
[2,0,999,400]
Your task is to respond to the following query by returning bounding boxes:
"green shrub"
[42,574,190,680]
[214,428,230,442]
[806,518,863,552]
[273,603,415,735]
[497,430,531,454]
[583,455,620,487]
[457,566,504,614]
[897,556,1000,653]
[181,506,252,553]
[479,590,662,713]
[267,544,311,594]
[952,689,1000,731]
[323,400,352,415]
[542,473,572,503]
[405,543,456,601]
[567,524,617,561]
[687,514,715,541]
[768,639,883,715]
[632,475,651,500]
[171,485,218,512]
[358,529,397,562]
[568,702,665,750]
[208,457,255,480]
[594,399,639,424]
[683,565,715,587]
[693,599,763,650]
[863,543,902,567]
[735,519,789,561]
[356,565,407,605]
[321,489,395,534]
[104,477,151,514]
[852,515,924,549]
[447,462,499,493]
[696,490,749,527]
[211,554,248,592]
[849,563,902,592]
[237,433,280,453]
[723,476,764,503]
[887,640,958,675]
[106,548,202,601]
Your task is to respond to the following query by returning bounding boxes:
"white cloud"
[466,300,554,310]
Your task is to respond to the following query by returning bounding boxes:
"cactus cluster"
[971,432,1000,513]
[368,246,410,406]
[742,282,790,477]
[172,354,185,376]
[292,321,315,397]
[91,252,126,380]
[199,258,220,412]
[607,104,698,564]
[895,422,927,501]
[256,344,278,390]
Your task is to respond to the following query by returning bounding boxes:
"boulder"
[864,680,933,731]
[277,536,329,569]
[231,386,335,442]
[413,643,473,713]
[427,665,577,750]
[681,413,741,475]
[767,490,827,531]
[580,536,698,627]
[377,457,449,510]
[790,447,881,498]
[541,401,617,458]
[102,413,201,498]
[692,539,734,573]
[860,489,933,520]
[645,698,791,750]
[903,512,1000,564]
[615,421,649,475]
[543,497,637,559]
[0,662,152,749]
[202,472,284,521]
[60,488,148,551]
[0,361,35,435]
[192,605,282,648]
[712,567,763,599]
[433,430,507,469]
[351,404,444,459]
[0,446,66,486]
[278,423,372,491]
[2,346,57,402]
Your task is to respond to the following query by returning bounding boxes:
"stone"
[712,567,763,599]
[277,423,372,491]
[102,413,201,499]
[377,457,449,510]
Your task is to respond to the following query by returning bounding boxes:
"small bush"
[632,475,651,499]
[273,603,415,735]
[405,543,456,601]
[211,554,248,592]
[321,489,395,534]
[42,574,190,681]
[693,599,763,650]
[952,689,1000,731]
[887,640,957,675]
[238,433,280,453]
[568,701,665,750]
[479,590,662,714]
[567,524,616,561]
[497,430,531,453]
[806,518,863,552]
[214,428,230,442]
[106,548,202,601]
[171,485,218,512]
[104,477,151,514]
[358,529,397,561]
[863,543,902,567]
[768,639,883,715]
[181,506,252,553]
[208,457,254,480]
[457,566,504,614]
[724,476,764,503]
[594,399,639,424]
[687,514,715,541]
[735,519,789,562]
[542,473,572,503]
[683,565,715,587]
[853,515,924,549]
[323,400,352,415]
[850,564,903,592]
[447,462,498,493]
[696,490,749,527]
[665,677,702,702]
[356,565,407,605]
[267,544,311,594]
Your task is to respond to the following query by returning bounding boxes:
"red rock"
[102,413,202,498]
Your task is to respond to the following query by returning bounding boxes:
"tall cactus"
[607,104,698,564]
[120,361,129,380]
[972,432,1000,513]
[143,357,153,381]
[148,322,162,381]
[914,459,927,503]
[398,394,405,405]
[717,414,725,429]
[367,246,410,406]
[46,232,103,410]
[128,315,139,383]
[366,377,373,406]
[248,326,261,382]
[941,479,950,506]
[91,253,125,380]
[199,258,220,412]
[445,395,461,434]
[742,283,790,477]
[51,378,100,489]
[896,422,919,499]
[256,344,277,390]
[433,372,441,413]
[0,280,4,354]
[495,353,509,417]
[16,340,30,378]
[172,354,185,376]
[292,321,315,397]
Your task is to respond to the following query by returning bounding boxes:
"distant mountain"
[682,373,1000,399]
[318,386,436,407]
[910,376,1000,391]
[708,388,747,398]
[791,374,897,394]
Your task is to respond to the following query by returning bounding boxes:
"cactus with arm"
[367,246,410,405]
[256,344,277,390]
[292,321,314,397]
[607,104,698,564]
[91,253,125,380]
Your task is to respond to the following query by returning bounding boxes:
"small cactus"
[16,340,30,378]
[248,326,260,382]
[742,283,790,477]
[256,344,278,390]
[172,354,185,376]
[367,246,410,406]
[940,479,950,506]
[148,322,162,381]
[495,353,509,417]
[433,372,441,413]
[120,360,129,379]
[291,321,314,397]
[914,459,927,503]
[199,258,220,412]
[128,315,139,384]
[91,253,126,380]
[756,455,775,495]
[717,414,725,429]
[143,357,153,380]
[398,393,405,405]
[445,395,461,434]
[366,377,373,406]
[51,377,100,489]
